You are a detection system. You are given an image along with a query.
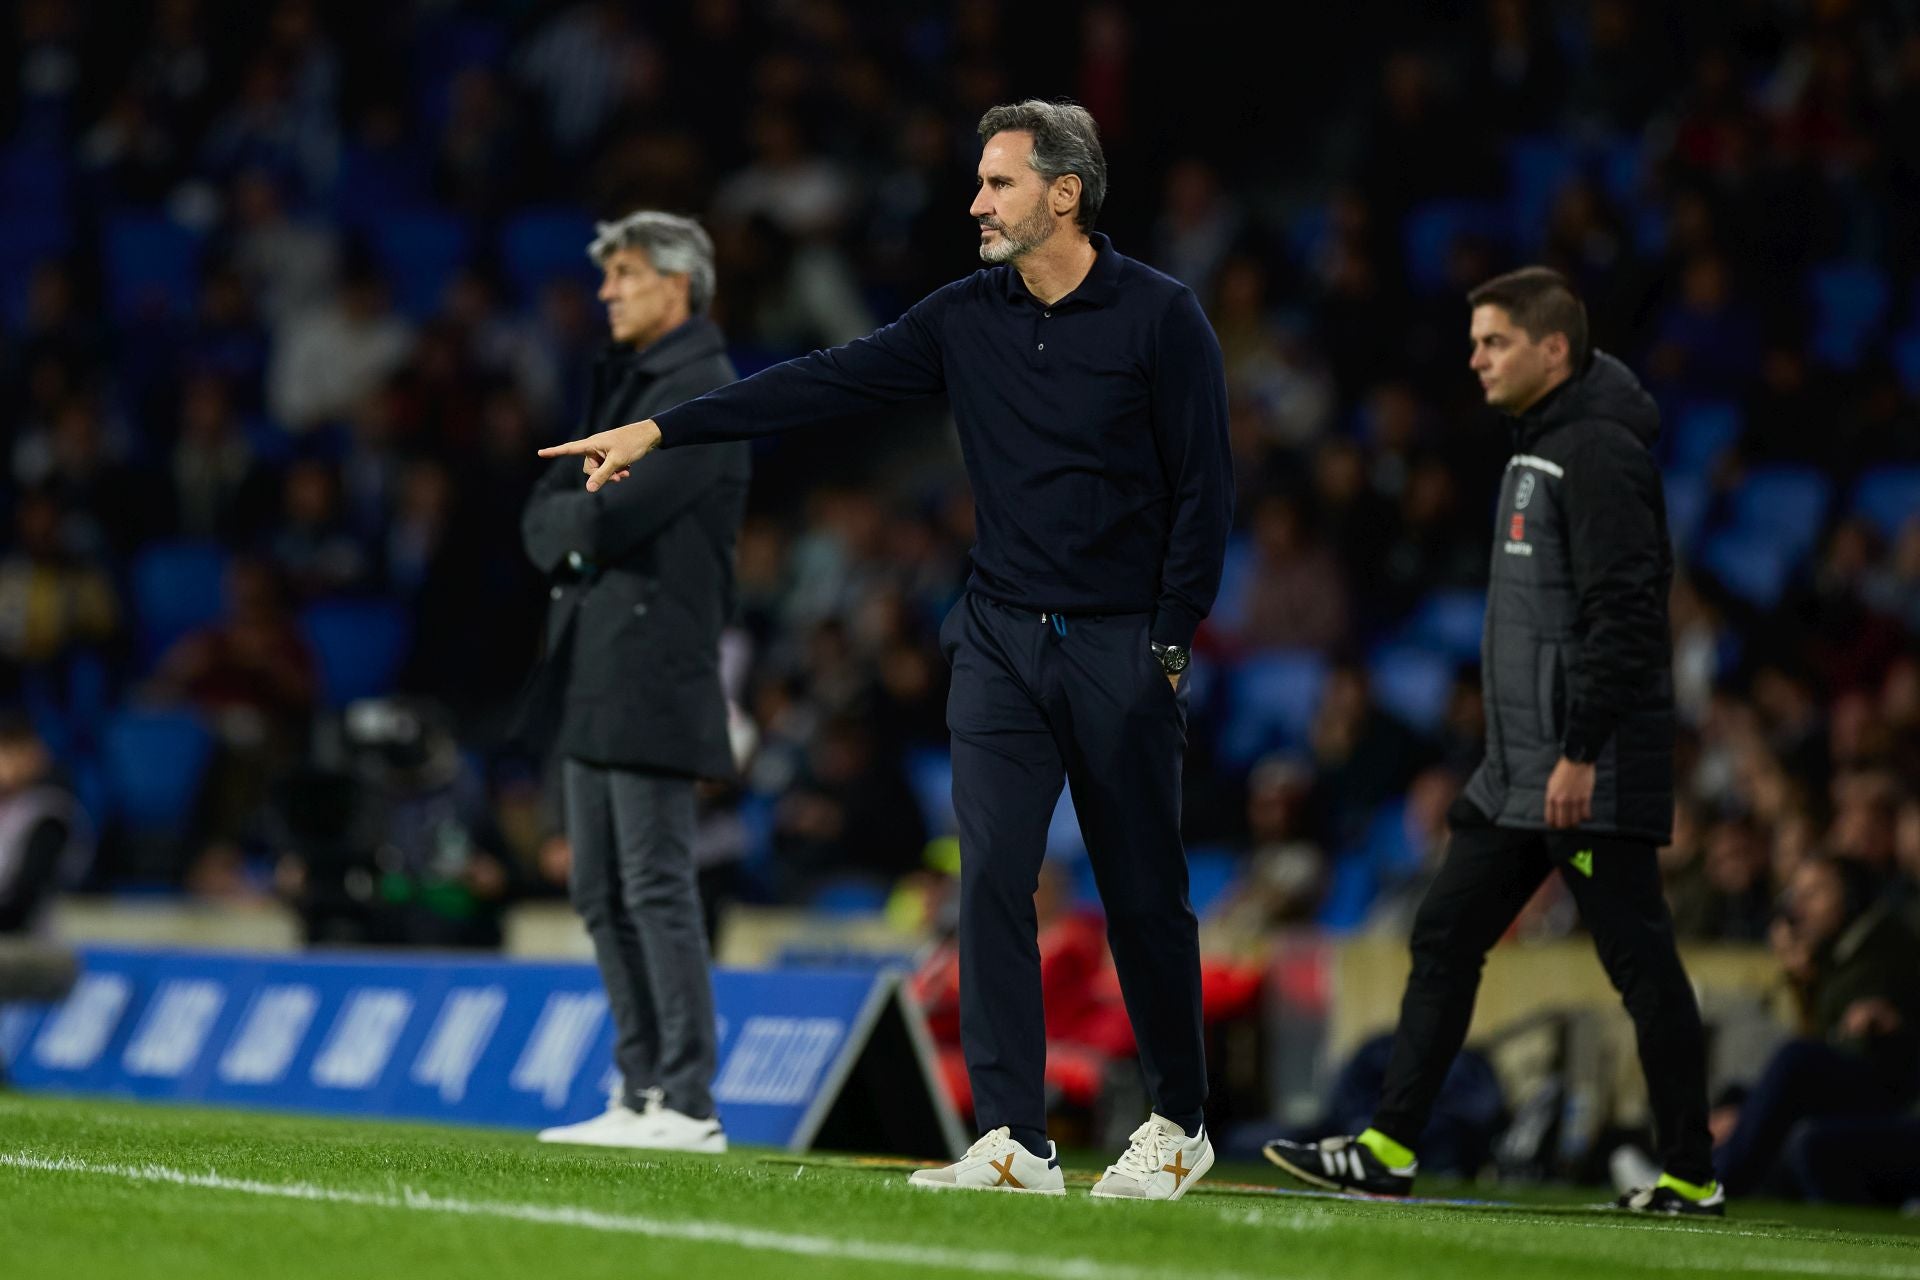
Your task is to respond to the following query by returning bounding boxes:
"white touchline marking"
[4,1149,1917,1279]
[0,1150,1271,1280]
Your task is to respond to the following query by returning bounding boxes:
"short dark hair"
[1467,267,1590,371]
[976,99,1107,232]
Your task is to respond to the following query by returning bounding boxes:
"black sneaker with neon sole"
[1261,1135,1415,1197]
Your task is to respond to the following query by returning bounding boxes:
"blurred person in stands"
[0,489,120,683]
[541,99,1232,1201]
[522,213,746,1157]
[1266,268,1721,1216]
[0,713,92,934]
[167,372,275,541]
[1667,811,1775,943]
[1699,855,1920,1197]
[1209,755,1327,949]
[267,263,414,432]
[1233,493,1350,652]
[267,457,370,600]
[771,712,927,899]
[149,556,315,846]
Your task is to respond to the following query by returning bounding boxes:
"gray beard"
[978,206,1054,263]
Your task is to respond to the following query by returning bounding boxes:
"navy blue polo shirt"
[653,232,1233,648]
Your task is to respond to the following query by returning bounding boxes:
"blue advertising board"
[0,946,963,1158]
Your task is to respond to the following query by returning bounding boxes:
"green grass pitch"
[4,1093,1919,1279]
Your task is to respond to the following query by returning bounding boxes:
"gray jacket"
[1463,352,1676,842]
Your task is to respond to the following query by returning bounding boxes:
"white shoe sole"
[907,1172,1066,1195]
[536,1129,660,1148]
[1089,1143,1215,1201]
[631,1137,728,1155]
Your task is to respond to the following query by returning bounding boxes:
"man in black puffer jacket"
[1265,268,1720,1217]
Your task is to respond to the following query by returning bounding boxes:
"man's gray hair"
[586,211,717,314]
[976,99,1107,232]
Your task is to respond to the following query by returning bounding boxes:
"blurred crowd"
[0,0,1917,995]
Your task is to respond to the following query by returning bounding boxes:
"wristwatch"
[1150,642,1190,675]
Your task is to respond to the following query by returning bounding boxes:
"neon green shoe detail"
[1655,1172,1718,1202]
[1355,1128,1417,1170]
[1570,849,1594,878]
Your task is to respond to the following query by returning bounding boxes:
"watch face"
[1157,646,1189,674]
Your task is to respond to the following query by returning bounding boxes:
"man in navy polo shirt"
[541,99,1233,1201]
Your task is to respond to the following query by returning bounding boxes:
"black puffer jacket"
[520,319,749,778]
[1461,352,1676,842]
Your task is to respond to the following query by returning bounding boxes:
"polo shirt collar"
[1000,231,1122,308]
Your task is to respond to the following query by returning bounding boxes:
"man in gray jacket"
[1265,268,1720,1216]
[522,212,748,1153]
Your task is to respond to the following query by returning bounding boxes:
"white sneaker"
[1090,1113,1214,1201]
[537,1101,658,1147]
[1609,1143,1661,1196]
[636,1105,728,1155]
[907,1127,1066,1195]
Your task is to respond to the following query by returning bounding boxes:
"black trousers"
[941,592,1206,1141]
[1371,804,1714,1185]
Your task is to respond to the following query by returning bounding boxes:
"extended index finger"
[537,438,597,458]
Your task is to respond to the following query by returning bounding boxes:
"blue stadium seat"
[1399,590,1486,664]
[1505,135,1579,252]
[805,877,890,916]
[1402,200,1507,292]
[1852,467,1920,539]
[1184,845,1240,918]
[101,709,215,832]
[102,213,206,320]
[500,208,600,304]
[1663,471,1708,555]
[1809,263,1890,370]
[1219,651,1329,767]
[368,212,474,318]
[1046,788,1085,859]
[332,142,431,229]
[1729,466,1830,559]
[1699,529,1794,609]
[1600,135,1644,208]
[131,540,229,669]
[1894,329,1920,399]
[904,747,955,837]
[0,209,72,327]
[1207,533,1256,636]
[300,598,413,708]
[1368,646,1456,733]
[1667,401,1743,474]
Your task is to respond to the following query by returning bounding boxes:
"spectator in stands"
[149,556,315,846]
[1210,754,1327,948]
[0,489,120,676]
[267,265,414,432]
[168,373,274,541]
[1233,494,1350,653]
[1668,812,1774,943]
[267,458,370,600]
[1711,855,1920,1196]
[0,713,92,934]
[772,712,926,898]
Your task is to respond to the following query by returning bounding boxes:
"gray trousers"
[563,760,717,1119]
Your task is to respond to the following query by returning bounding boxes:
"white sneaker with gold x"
[907,1126,1066,1195]
[1090,1114,1214,1201]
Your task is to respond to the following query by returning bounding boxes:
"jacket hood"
[1519,349,1660,450]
